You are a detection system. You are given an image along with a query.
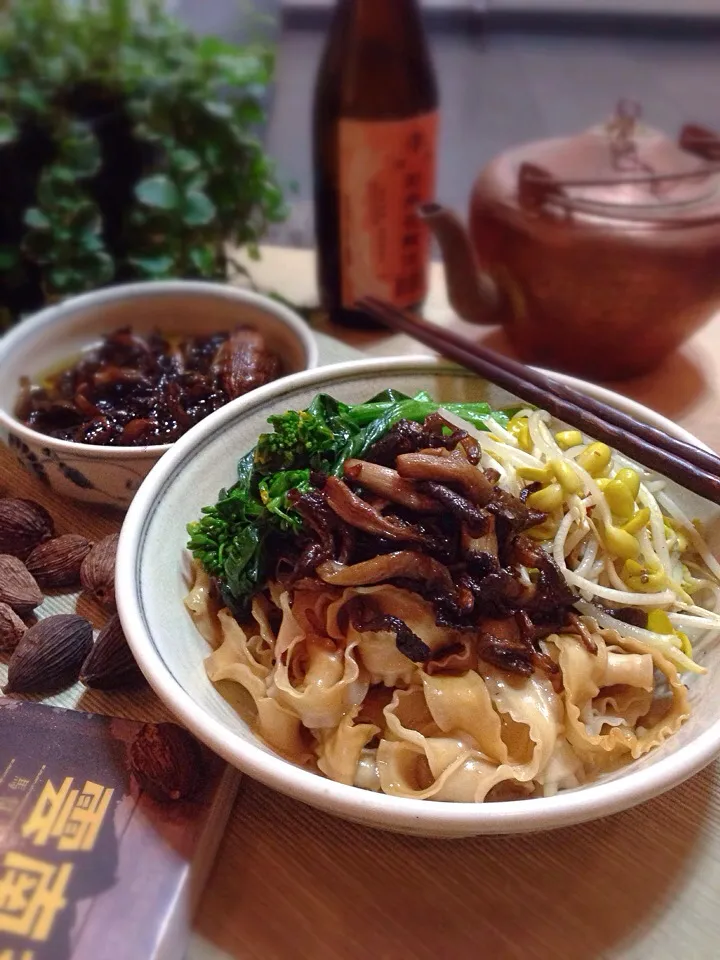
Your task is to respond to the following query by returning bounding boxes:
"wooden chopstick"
[357,296,720,505]
[361,295,720,479]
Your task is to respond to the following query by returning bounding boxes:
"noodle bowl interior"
[183,392,719,802]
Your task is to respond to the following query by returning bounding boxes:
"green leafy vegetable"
[186,391,516,614]
[259,469,312,529]
[255,409,337,474]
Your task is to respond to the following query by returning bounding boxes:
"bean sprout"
[442,408,720,672]
[573,601,701,673]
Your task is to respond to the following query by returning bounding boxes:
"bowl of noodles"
[117,357,720,836]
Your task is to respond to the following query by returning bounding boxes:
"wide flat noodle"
[270,635,368,730]
[316,709,380,785]
[204,610,309,759]
[190,572,692,802]
[592,685,654,731]
[292,585,341,639]
[535,737,585,795]
[275,590,305,658]
[205,609,268,700]
[421,672,508,764]
[548,623,689,773]
[602,649,654,690]
[377,672,564,802]
[481,667,564,788]
[350,629,417,688]
[251,594,279,654]
[377,738,502,802]
[377,686,499,801]
[355,748,382,791]
[326,585,462,686]
[256,696,310,761]
[184,561,222,648]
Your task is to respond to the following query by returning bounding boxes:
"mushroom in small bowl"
[0,281,318,508]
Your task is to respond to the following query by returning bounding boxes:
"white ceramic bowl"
[117,356,720,837]
[0,281,318,508]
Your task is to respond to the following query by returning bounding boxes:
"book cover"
[0,699,240,960]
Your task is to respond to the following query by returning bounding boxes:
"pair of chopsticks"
[357,296,720,505]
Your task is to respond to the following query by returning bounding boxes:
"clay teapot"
[424,102,720,380]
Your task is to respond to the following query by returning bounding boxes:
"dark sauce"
[16,325,282,447]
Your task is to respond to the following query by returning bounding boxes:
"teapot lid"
[511,101,720,225]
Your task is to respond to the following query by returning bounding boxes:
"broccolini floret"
[254,410,336,474]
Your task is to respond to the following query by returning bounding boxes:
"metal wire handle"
[518,118,720,219]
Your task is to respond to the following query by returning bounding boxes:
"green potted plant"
[0,0,287,324]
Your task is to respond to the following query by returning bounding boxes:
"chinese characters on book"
[0,700,237,960]
[0,763,118,958]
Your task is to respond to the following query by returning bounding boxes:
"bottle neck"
[318,0,437,119]
[342,0,424,36]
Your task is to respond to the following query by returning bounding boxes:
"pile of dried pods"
[0,497,143,694]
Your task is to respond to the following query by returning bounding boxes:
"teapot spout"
[420,203,500,325]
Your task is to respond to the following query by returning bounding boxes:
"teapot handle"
[517,154,720,225]
[680,123,720,161]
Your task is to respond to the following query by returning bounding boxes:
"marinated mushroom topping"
[16,325,282,446]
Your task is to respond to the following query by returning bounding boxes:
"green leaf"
[17,81,46,113]
[24,208,50,230]
[189,245,216,275]
[63,126,101,177]
[128,102,153,124]
[204,99,233,120]
[0,0,285,279]
[68,205,102,234]
[171,148,200,173]
[185,170,209,193]
[233,97,264,128]
[43,57,66,85]
[133,122,163,144]
[182,189,215,226]
[80,231,104,253]
[109,0,131,36]
[47,267,82,293]
[223,525,262,603]
[91,251,115,285]
[50,166,76,185]
[216,53,265,85]
[201,143,222,168]
[195,36,237,59]
[0,113,17,146]
[129,253,176,277]
[135,175,180,211]
[259,469,311,529]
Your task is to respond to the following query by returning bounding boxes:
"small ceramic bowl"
[0,281,318,508]
[117,356,720,837]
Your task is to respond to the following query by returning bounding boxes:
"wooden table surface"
[5,246,720,960]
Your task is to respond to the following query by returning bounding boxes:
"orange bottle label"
[338,111,439,309]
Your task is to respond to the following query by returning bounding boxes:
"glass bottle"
[313,0,439,327]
